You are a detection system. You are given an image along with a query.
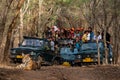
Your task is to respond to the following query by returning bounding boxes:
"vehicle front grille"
[82,54,96,58]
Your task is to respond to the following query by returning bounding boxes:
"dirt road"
[0,65,120,80]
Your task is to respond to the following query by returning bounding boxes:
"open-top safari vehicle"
[74,41,113,66]
[10,36,61,68]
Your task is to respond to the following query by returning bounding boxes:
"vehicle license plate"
[83,58,93,62]
[16,55,23,58]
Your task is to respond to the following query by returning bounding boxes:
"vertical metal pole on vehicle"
[97,39,100,65]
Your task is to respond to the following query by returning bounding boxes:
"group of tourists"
[44,26,111,53]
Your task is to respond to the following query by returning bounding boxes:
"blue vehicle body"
[10,36,61,65]
[59,41,113,65]
[74,42,113,64]
[60,47,79,65]
[75,42,103,64]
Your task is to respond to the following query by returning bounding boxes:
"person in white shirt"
[87,32,90,41]
[49,38,55,51]
[94,31,102,41]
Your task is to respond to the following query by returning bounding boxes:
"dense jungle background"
[0,0,120,80]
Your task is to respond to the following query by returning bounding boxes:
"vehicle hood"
[12,46,42,50]
[79,50,98,54]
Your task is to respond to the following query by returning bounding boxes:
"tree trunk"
[0,0,14,63]
[1,0,25,64]
[103,0,108,65]
[19,0,30,42]
[19,9,24,43]
[97,39,100,65]
[38,0,43,38]
[112,0,119,64]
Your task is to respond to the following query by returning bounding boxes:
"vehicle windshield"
[81,42,103,51]
[60,47,76,54]
[21,39,44,47]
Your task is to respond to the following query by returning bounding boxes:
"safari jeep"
[10,36,61,67]
[74,42,112,65]
[58,38,77,66]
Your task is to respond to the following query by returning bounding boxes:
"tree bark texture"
[1,0,25,64]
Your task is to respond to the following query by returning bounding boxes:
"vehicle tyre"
[37,56,42,69]
[78,63,82,67]
[100,61,103,65]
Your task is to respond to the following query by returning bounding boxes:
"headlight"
[30,51,36,55]
[95,54,98,58]
[77,55,81,59]
[110,58,112,61]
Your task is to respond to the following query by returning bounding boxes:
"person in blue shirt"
[74,37,80,51]
[88,27,94,42]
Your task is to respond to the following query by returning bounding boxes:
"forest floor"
[0,65,120,80]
